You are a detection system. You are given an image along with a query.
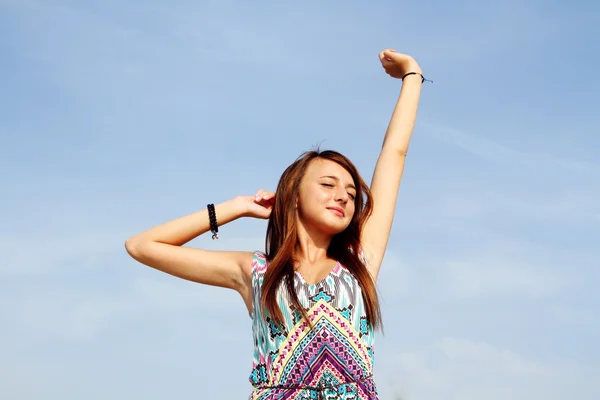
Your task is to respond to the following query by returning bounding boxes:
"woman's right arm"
[124,197,258,298]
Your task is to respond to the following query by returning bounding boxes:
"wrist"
[231,196,250,218]
[401,71,432,84]
[405,58,422,75]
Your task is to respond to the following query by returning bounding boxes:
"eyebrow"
[319,175,356,190]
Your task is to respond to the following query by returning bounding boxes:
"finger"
[379,49,392,61]
[260,197,274,208]
[254,194,273,207]
[383,49,397,58]
[384,50,403,64]
[381,59,395,69]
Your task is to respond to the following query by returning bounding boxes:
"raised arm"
[360,50,424,279]
[124,190,274,313]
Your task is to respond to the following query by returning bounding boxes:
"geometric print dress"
[248,251,379,399]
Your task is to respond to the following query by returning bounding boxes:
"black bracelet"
[402,72,433,84]
[207,203,219,240]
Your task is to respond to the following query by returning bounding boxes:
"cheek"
[347,197,358,212]
[317,190,332,202]
[306,187,329,204]
[297,191,319,213]
[348,203,356,218]
[297,185,332,214]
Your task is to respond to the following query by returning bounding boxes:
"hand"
[379,49,422,79]
[237,189,275,219]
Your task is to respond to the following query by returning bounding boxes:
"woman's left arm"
[361,49,424,279]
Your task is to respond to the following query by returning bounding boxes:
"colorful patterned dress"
[248,251,378,400]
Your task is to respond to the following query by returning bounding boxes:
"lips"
[327,207,345,217]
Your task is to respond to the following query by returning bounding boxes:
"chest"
[277,266,366,323]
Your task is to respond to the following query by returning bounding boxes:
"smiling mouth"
[328,208,345,217]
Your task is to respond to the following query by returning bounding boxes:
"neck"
[294,220,333,264]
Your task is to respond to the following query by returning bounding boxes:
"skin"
[125,49,423,315]
[293,158,357,285]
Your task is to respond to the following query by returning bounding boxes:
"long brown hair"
[261,149,382,330]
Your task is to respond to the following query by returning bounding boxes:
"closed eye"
[321,183,334,188]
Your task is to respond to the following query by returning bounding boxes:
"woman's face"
[296,159,357,236]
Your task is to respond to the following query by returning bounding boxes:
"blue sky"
[1,0,599,398]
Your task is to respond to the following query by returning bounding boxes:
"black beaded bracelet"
[207,203,219,240]
[402,71,433,84]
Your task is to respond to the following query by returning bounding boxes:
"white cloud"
[552,306,597,327]
[383,338,600,400]
[0,233,125,276]
[3,275,245,342]
[387,240,567,300]
[423,123,600,176]
[378,250,411,297]
[437,338,550,375]
[441,260,565,298]
[427,186,600,224]
[132,276,242,311]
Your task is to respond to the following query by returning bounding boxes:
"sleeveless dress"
[248,251,379,400]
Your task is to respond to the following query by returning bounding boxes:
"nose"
[335,187,349,203]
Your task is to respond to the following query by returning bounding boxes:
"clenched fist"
[379,49,422,80]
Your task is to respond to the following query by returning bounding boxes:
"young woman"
[125,49,425,399]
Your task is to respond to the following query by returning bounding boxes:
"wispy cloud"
[441,260,565,298]
[385,338,600,400]
[0,233,124,276]
[423,123,600,176]
[2,274,244,344]
[1,0,598,399]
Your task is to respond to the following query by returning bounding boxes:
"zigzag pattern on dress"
[249,252,378,400]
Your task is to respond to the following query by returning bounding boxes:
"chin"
[318,218,351,236]
[298,211,351,236]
